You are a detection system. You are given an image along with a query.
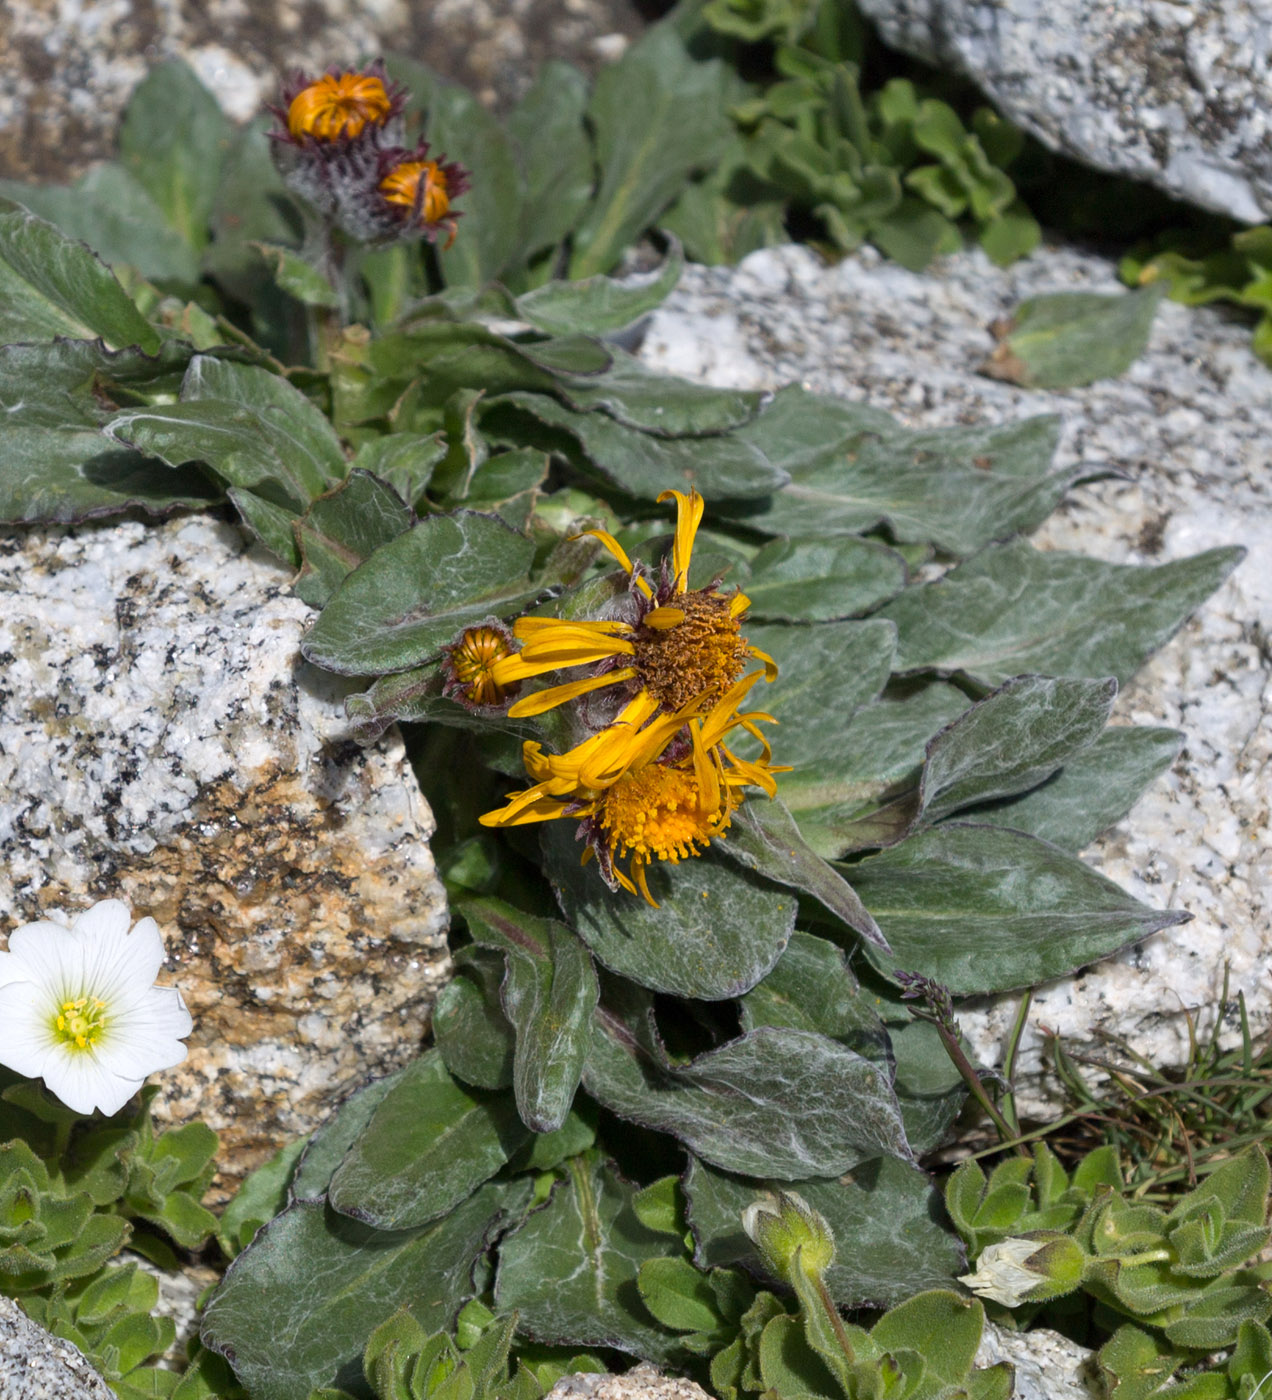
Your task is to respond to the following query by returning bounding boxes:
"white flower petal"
[6,921,88,995]
[78,908,163,1006]
[70,899,133,943]
[95,987,192,1079]
[42,1045,141,1117]
[0,981,58,1080]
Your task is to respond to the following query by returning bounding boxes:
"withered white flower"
[0,899,192,1116]
[958,1237,1048,1307]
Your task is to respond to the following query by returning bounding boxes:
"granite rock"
[976,1321,1097,1399]
[0,514,449,1190]
[640,242,1270,1114]
[856,0,1272,223]
[0,1294,114,1400]
[547,1364,712,1400]
[0,0,645,183]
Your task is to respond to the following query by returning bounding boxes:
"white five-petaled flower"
[0,899,192,1117]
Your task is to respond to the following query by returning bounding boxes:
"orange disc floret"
[287,69,394,142]
[377,142,470,246]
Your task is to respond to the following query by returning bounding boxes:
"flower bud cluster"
[270,64,469,247]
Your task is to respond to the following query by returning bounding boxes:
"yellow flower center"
[379,160,451,225]
[287,72,393,142]
[597,764,734,866]
[446,626,520,707]
[634,590,749,712]
[52,996,108,1052]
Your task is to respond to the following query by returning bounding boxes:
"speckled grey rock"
[977,1321,1097,1399]
[639,242,1270,1114]
[857,0,1272,223]
[0,514,449,1191]
[0,0,644,183]
[547,1364,712,1400]
[0,1294,114,1400]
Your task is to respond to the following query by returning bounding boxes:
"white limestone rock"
[639,243,1270,1115]
[856,0,1272,223]
[0,515,450,1189]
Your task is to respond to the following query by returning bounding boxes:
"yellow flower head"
[286,69,395,142]
[489,489,776,722]
[480,672,783,905]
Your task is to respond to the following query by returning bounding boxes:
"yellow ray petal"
[578,529,655,598]
[657,488,705,593]
[643,606,685,630]
[515,616,631,637]
[747,644,779,680]
[506,667,637,719]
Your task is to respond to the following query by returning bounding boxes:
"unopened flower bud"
[958,1232,1086,1307]
[742,1191,836,1284]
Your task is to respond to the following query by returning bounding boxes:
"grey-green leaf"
[328,1050,528,1231]
[461,896,600,1133]
[738,931,879,1041]
[721,801,887,949]
[506,61,594,264]
[569,26,736,278]
[293,471,414,608]
[857,823,1190,995]
[543,824,795,1001]
[433,947,516,1090]
[0,208,161,351]
[744,536,908,621]
[301,511,539,675]
[119,59,231,254]
[486,391,784,502]
[291,1069,410,1203]
[919,675,1118,822]
[555,346,760,436]
[729,404,1080,558]
[201,1181,527,1400]
[494,1154,684,1362]
[881,538,1245,688]
[583,1008,910,1177]
[960,725,1182,850]
[684,1155,964,1307]
[0,340,220,524]
[515,243,684,338]
[985,287,1165,390]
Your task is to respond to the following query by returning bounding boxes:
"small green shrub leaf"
[328,1050,528,1231]
[0,340,220,524]
[433,947,516,1091]
[881,539,1245,688]
[486,392,784,501]
[300,511,539,675]
[738,931,878,1040]
[543,824,795,1001]
[291,1070,409,1203]
[857,824,1189,995]
[684,1155,964,1307]
[460,896,600,1133]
